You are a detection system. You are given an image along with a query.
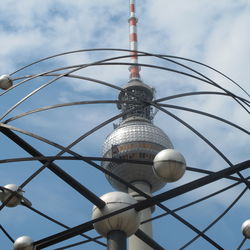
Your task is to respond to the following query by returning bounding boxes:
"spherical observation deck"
[102,117,174,192]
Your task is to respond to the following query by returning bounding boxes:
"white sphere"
[242,219,250,238]
[0,74,13,90]
[92,192,140,237]
[153,149,186,182]
[13,236,33,250]
[1,184,23,207]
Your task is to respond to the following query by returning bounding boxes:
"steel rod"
[0,123,244,249]
[9,48,249,98]
[135,160,250,211]
[180,186,248,249]
[33,160,249,249]
[0,224,14,243]
[53,236,104,250]
[142,178,246,224]
[22,202,106,247]
[135,229,165,250]
[0,127,106,208]
[0,155,244,183]
[3,54,248,120]
[237,237,247,250]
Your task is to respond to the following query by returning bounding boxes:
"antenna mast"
[129,0,140,80]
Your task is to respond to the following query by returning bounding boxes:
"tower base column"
[128,181,153,250]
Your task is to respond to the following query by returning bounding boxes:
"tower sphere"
[242,219,250,238]
[92,191,140,237]
[102,117,173,192]
[0,184,23,207]
[13,236,34,250]
[0,74,13,90]
[153,149,186,182]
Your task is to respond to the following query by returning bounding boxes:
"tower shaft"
[128,182,153,250]
[103,1,173,249]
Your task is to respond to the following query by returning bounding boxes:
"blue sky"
[0,0,249,249]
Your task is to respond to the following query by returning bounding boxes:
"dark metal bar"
[9,48,249,100]
[82,160,223,249]
[34,224,94,249]
[187,166,242,182]
[1,47,246,249]
[152,104,233,166]
[0,156,151,166]
[0,147,243,248]
[155,202,223,249]
[0,127,105,209]
[107,231,127,250]
[155,91,249,106]
[135,160,250,211]
[53,236,104,250]
[4,84,238,247]
[142,178,245,224]
[237,237,247,250]
[0,119,238,249]
[0,155,244,183]
[4,51,248,121]
[1,69,246,182]
[151,104,250,189]
[34,160,249,249]
[0,224,14,243]
[53,229,165,250]
[4,100,119,124]
[22,202,106,247]
[155,91,228,102]
[158,103,249,135]
[180,186,248,249]
[135,229,165,250]
[9,63,249,112]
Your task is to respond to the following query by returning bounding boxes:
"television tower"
[101,0,186,249]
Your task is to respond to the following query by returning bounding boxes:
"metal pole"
[0,127,106,208]
[107,230,127,250]
[33,160,250,249]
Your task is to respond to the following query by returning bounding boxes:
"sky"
[0,0,249,249]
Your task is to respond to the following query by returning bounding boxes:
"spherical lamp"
[0,184,23,207]
[92,191,140,237]
[13,236,34,250]
[242,219,250,238]
[0,74,13,90]
[153,149,186,182]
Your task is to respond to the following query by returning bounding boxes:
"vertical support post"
[107,230,127,250]
[128,181,153,250]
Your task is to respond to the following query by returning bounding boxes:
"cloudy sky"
[0,0,249,249]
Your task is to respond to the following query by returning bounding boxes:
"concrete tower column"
[128,181,153,250]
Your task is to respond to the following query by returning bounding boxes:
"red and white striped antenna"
[128,0,141,80]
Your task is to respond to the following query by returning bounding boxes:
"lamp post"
[92,192,140,250]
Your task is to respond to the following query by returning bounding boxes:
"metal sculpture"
[0,1,249,249]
